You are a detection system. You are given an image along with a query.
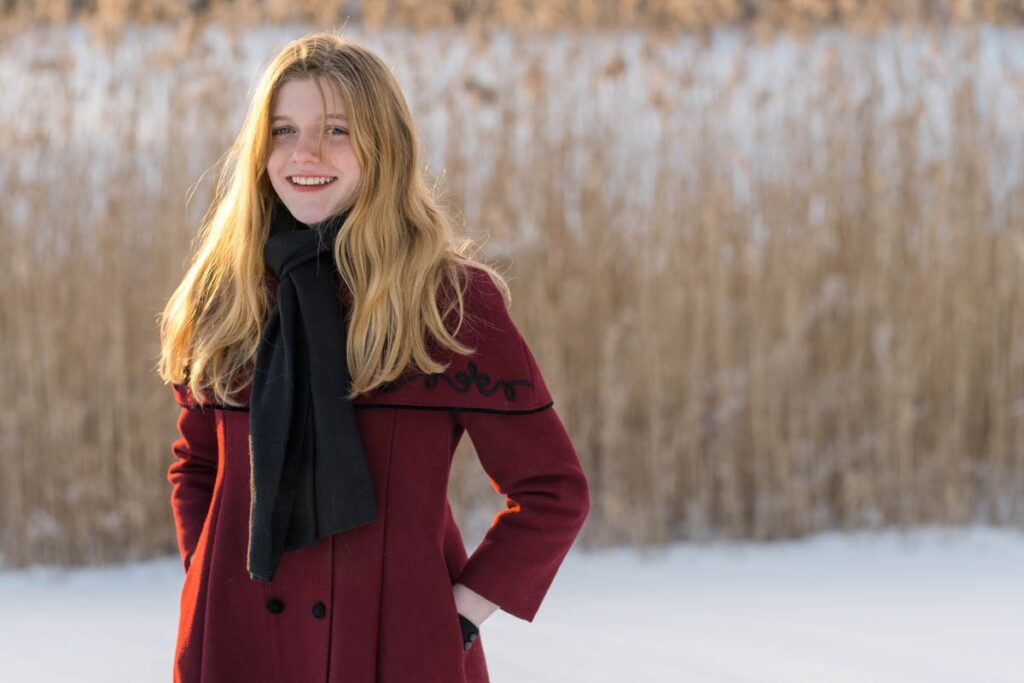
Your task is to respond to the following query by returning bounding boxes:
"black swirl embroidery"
[380,361,532,401]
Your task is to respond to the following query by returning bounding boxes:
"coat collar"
[172,267,553,415]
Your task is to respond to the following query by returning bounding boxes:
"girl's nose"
[292,131,323,161]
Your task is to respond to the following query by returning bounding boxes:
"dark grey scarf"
[247,198,378,583]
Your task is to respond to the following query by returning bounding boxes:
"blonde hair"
[156,30,508,405]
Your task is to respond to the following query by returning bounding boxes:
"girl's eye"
[271,126,347,136]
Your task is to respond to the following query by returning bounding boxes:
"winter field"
[2,25,1024,683]
[0,526,1021,682]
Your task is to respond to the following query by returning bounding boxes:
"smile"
[289,176,337,187]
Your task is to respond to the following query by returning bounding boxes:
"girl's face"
[266,77,361,225]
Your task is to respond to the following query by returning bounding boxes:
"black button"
[266,598,284,614]
[312,601,327,619]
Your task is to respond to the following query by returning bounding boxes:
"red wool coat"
[167,267,591,682]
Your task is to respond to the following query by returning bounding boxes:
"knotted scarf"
[247,198,378,583]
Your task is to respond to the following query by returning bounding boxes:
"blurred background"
[1,2,1023,681]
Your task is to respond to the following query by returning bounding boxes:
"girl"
[156,31,590,683]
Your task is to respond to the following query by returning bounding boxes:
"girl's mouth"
[288,176,337,192]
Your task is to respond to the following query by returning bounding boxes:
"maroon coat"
[167,267,591,682]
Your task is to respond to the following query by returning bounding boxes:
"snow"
[0,526,1020,682]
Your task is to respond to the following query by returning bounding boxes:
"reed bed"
[0,22,1022,567]
[5,0,1024,34]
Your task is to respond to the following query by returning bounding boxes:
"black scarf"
[247,198,378,583]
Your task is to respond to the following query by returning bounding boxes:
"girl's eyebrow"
[271,114,349,122]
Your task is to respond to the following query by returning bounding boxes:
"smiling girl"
[156,31,590,683]
[268,77,360,222]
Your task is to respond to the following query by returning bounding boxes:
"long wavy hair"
[156,31,509,405]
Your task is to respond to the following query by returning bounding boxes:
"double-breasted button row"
[265,598,327,620]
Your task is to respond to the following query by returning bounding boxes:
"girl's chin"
[274,189,352,225]
[281,201,334,225]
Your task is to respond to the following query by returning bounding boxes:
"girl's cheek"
[267,146,290,168]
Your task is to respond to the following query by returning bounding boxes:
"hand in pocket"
[457,612,479,652]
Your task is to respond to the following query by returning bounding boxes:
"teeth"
[291,176,335,186]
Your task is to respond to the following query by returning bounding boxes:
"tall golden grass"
[4,0,1024,34]
[0,22,1022,567]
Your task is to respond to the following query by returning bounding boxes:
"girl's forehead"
[275,75,341,95]
[271,77,348,116]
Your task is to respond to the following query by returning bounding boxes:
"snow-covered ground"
[0,526,1021,682]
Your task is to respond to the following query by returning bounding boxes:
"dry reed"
[5,0,1024,34]
[0,21,1022,567]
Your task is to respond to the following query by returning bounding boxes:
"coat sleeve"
[452,404,590,622]
[449,273,591,622]
[167,383,219,572]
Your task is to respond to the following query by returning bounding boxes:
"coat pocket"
[442,583,467,656]
[438,558,472,660]
[433,548,479,669]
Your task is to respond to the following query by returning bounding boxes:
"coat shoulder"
[355,265,554,414]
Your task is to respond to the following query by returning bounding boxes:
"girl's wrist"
[452,582,498,626]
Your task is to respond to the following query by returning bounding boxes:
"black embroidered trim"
[176,400,555,416]
[175,360,541,412]
[380,361,533,402]
[354,401,554,415]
